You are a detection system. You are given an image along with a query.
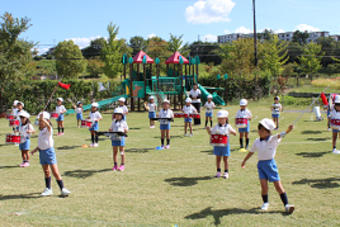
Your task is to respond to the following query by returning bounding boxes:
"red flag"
[321,92,328,106]
[58,82,71,90]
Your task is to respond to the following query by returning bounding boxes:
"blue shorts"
[160,123,170,130]
[89,122,99,132]
[149,112,156,119]
[184,118,192,123]
[56,114,64,122]
[213,143,230,157]
[123,115,126,121]
[19,139,30,151]
[272,114,280,118]
[111,137,125,147]
[333,129,340,133]
[206,112,213,117]
[39,147,57,165]
[76,113,83,120]
[327,109,331,118]
[238,123,250,133]
[257,159,280,182]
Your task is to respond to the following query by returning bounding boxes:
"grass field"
[1,97,340,226]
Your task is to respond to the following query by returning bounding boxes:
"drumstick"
[43,76,65,111]
[97,131,128,137]
[151,118,174,122]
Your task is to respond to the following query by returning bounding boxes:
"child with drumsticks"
[88,102,102,147]
[271,96,282,130]
[18,111,35,167]
[110,108,128,171]
[241,118,294,214]
[31,111,71,197]
[329,95,340,154]
[117,97,128,121]
[56,98,67,136]
[236,99,252,151]
[203,94,216,128]
[73,101,83,128]
[183,98,198,137]
[158,99,174,150]
[144,96,157,128]
[206,110,236,179]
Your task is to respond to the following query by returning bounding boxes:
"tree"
[190,41,221,65]
[292,30,309,45]
[87,59,104,77]
[129,36,147,56]
[146,36,171,60]
[82,37,106,59]
[316,37,337,67]
[54,40,86,78]
[298,42,323,80]
[168,34,190,56]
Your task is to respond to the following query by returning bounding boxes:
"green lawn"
[1,98,340,226]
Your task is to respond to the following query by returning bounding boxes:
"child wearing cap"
[329,95,340,154]
[206,110,236,179]
[73,101,83,128]
[15,101,25,133]
[235,99,252,151]
[11,100,19,132]
[18,111,35,167]
[88,103,102,147]
[158,99,174,149]
[271,96,282,130]
[117,97,128,121]
[203,95,216,128]
[182,98,198,137]
[56,98,66,136]
[144,96,157,128]
[31,111,71,197]
[241,118,294,214]
[110,108,129,171]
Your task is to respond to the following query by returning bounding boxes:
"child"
[56,98,66,136]
[31,111,71,197]
[144,96,157,128]
[88,102,102,147]
[271,96,282,130]
[18,111,35,167]
[241,118,294,214]
[182,98,197,137]
[329,95,340,154]
[117,97,128,120]
[110,108,129,171]
[11,100,19,132]
[326,94,336,131]
[235,99,252,151]
[74,101,83,128]
[206,110,236,179]
[158,99,174,149]
[204,94,216,128]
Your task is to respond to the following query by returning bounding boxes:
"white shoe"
[261,203,269,210]
[41,188,53,196]
[93,143,99,147]
[332,148,340,154]
[285,204,295,214]
[189,134,193,137]
[90,143,94,147]
[222,172,229,179]
[184,133,189,137]
[61,188,71,196]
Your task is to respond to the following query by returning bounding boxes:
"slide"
[198,84,225,106]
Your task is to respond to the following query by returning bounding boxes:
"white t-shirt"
[148,103,157,113]
[236,109,252,119]
[38,127,54,150]
[89,111,102,122]
[189,89,201,104]
[19,123,34,143]
[182,104,197,115]
[204,101,216,113]
[11,108,19,117]
[110,120,129,132]
[75,107,83,114]
[329,109,340,130]
[250,135,282,161]
[211,123,235,136]
[272,103,282,114]
[159,109,174,125]
[118,105,128,115]
[56,105,66,115]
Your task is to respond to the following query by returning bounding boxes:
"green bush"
[281,96,312,106]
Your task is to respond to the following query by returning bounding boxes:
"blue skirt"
[257,159,280,182]
[184,117,192,123]
[213,143,230,157]
[76,113,83,120]
[272,113,280,118]
[206,112,213,117]
[56,114,64,122]
[238,123,250,133]
[111,137,125,147]
[89,122,99,131]
[39,147,57,165]
[19,139,30,151]
[149,112,156,119]
[160,123,170,130]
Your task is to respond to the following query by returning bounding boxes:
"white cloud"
[147,33,156,39]
[235,26,252,34]
[223,29,230,34]
[203,34,217,42]
[274,29,285,34]
[35,47,50,55]
[66,36,101,49]
[185,0,235,24]
[295,24,320,32]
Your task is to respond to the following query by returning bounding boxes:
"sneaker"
[223,172,229,179]
[57,133,61,136]
[61,133,64,136]
[261,203,269,211]
[189,134,193,137]
[184,133,189,137]
[165,145,170,149]
[118,165,125,171]
[61,188,71,196]
[19,162,25,167]
[285,204,295,214]
[328,128,332,131]
[332,148,340,154]
[93,143,99,147]
[41,188,53,196]
[112,165,118,171]
[215,172,221,178]
[150,125,155,129]
[23,162,30,167]
[90,143,94,147]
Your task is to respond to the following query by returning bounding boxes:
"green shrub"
[281,96,312,106]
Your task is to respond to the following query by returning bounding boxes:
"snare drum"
[81,120,92,128]
[210,134,228,147]
[51,112,59,119]
[174,113,188,118]
[330,119,340,130]
[7,114,15,120]
[6,134,21,144]
[190,114,200,119]
[9,119,20,127]
[235,118,248,128]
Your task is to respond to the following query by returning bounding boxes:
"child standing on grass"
[183,98,197,137]
[271,96,282,130]
[203,94,215,128]
[15,101,25,133]
[89,102,102,147]
[206,110,236,179]
[329,95,340,154]
[56,98,66,136]
[235,99,252,151]
[10,100,19,132]
[18,111,34,167]
[31,111,70,197]
[74,101,83,128]
[110,108,128,171]
[117,97,128,121]
[158,99,174,150]
[144,96,157,128]
[241,118,294,214]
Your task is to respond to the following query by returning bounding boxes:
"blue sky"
[1,0,339,53]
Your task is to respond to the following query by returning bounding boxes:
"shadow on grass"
[85,138,107,142]
[129,127,141,130]
[185,207,285,226]
[64,168,112,178]
[56,145,81,150]
[0,165,18,169]
[306,137,330,141]
[0,144,10,147]
[301,130,323,135]
[201,148,239,155]
[292,177,340,189]
[125,148,153,153]
[165,176,213,187]
[0,192,41,201]
[296,151,328,158]
[153,135,184,139]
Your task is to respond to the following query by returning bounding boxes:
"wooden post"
[123,63,126,80]
[180,64,183,109]
[157,64,160,92]
[129,63,134,111]
[143,63,147,107]
[196,64,199,83]
[224,79,228,105]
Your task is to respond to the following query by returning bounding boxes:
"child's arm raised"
[278,125,294,139]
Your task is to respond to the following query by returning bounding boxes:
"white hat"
[76,101,82,105]
[217,110,229,118]
[259,118,276,131]
[57,97,64,102]
[13,100,19,106]
[274,96,280,101]
[118,97,126,102]
[18,110,30,119]
[38,111,50,120]
[17,101,24,107]
[335,95,340,104]
[240,99,248,106]
[185,98,192,103]
[91,102,99,108]
[207,94,213,99]
[162,99,170,104]
[114,108,124,114]
[149,96,154,100]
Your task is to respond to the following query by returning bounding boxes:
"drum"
[330,119,340,130]
[235,118,248,128]
[190,114,200,119]
[6,134,21,144]
[7,114,15,120]
[51,112,59,119]
[174,113,188,118]
[9,119,20,127]
[81,120,92,128]
[210,134,228,147]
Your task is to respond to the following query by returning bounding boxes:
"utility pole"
[252,0,258,66]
